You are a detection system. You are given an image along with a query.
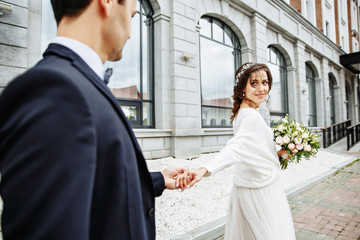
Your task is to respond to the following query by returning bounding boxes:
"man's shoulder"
[12,56,78,87]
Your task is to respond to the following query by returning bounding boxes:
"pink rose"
[292,149,299,154]
[296,144,304,150]
[288,143,295,150]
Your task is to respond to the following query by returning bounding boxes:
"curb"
[174,156,359,240]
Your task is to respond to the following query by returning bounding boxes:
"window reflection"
[200,16,241,127]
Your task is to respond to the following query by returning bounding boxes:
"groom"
[0,0,189,239]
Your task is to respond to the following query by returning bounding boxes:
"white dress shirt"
[52,36,105,80]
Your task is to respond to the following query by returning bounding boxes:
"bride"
[178,62,296,240]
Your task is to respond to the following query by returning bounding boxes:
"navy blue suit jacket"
[0,44,165,239]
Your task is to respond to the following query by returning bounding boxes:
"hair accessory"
[236,62,254,83]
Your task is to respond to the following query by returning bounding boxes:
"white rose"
[296,144,304,150]
[292,149,299,154]
[283,136,290,144]
[304,145,312,152]
[281,152,289,159]
[278,125,284,131]
[288,143,295,150]
[275,136,284,145]
[294,138,302,144]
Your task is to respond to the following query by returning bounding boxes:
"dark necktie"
[104,68,113,85]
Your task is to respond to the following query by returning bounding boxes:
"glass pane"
[270,48,277,64]
[224,26,233,46]
[142,15,152,100]
[307,76,317,126]
[121,105,138,122]
[212,19,223,42]
[199,18,211,38]
[200,37,234,108]
[106,13,141,99]
[41,0,57,53]
[270,115,283,127]
[202,107,232,127]
[268,62,282,113]
[136,0,140,11]
[143,102,153,127]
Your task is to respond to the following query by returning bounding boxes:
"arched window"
[267,46,288,126]
[105,0,154,128]
[199,16,241,127]
[328,74,336,124]
[306,63,317,126]
[40,0,154,128]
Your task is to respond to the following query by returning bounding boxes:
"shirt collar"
[52,36,105,80]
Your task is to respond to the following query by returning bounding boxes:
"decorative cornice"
[153,13,171,23]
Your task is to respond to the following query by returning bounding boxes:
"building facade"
[1,0,359,158]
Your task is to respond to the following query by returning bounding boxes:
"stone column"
[315,77,324,127]
[354,76,359,123]
[339,68,347,121]
[168,1,202,158]
[294,40,307,124]
[0,1,28,91]
[250,13,268,64]
[287,66,298,120]
[153,12,172,130]
[251,13,269,123]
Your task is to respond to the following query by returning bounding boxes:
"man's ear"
[99,0,113,17]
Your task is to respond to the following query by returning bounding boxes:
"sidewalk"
[146,139,360,240]
[290,159,360,239]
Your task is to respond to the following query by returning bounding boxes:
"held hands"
[174,167,208,191]
[161,167,208,191]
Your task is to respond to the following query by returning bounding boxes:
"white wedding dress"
[203,108,296,240]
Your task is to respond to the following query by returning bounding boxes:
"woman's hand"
[175,167,208,190]
[277,148,291,160]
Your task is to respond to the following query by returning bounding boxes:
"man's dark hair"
[51,0,126,25]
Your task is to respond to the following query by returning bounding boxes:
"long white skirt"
[224,179,296,240]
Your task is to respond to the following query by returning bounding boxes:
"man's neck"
[57,14,107,63]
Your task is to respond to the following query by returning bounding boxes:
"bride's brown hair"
[230,62,273,123]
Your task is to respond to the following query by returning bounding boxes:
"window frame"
[267,46,288,126]
[199,16,241,128]
[109,0,155,128]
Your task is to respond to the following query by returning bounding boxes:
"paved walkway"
[211,139,360,240]
[290,160,360,240]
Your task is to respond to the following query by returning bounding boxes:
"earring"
[242,92,245,97]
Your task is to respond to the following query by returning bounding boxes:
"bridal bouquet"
[273,114,321,170]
